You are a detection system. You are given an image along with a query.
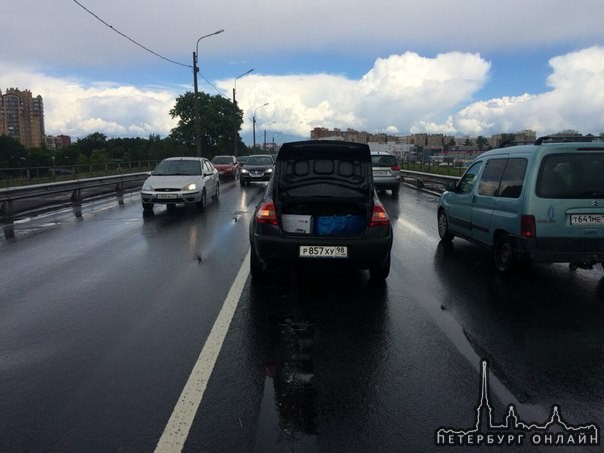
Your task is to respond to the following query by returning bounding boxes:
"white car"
[141,157,219,212]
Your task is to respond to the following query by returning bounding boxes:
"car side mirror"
[446,181,458,192]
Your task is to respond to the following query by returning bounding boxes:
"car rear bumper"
[513,236,604,263]
[252,229,392,270]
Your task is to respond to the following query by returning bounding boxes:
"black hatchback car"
[249,140,393,280]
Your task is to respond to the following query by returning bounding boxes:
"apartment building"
[0,88,45,148]
[45,135,72,151]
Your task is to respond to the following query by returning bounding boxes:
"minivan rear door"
[533,151,604,239]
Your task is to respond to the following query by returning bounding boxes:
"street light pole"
[252,103,269,150]
[193,29,224,157]
[233,69,253,157]
[263,121,276,151]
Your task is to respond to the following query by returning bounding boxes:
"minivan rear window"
[537,153,604,198]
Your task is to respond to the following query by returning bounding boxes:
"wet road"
[1,179,603,451]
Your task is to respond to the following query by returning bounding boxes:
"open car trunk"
[274,141,374,237]
[277,198,370,236]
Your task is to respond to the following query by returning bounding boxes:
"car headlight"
[241,168,249,174]
[142,182,153,191]
[266,168,273,173]
[183,183,197,191]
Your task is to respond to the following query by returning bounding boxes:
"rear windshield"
[537,153,604,198]
[371,155,398,167]
[211,156,233,165]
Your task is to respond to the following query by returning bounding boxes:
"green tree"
[76,132,108,157]
[476,136,490,151]
[0,135,27,167]
[26,148,52,167]
[499,133,516,147]
[169,91,244,157]
[90,149,110,166]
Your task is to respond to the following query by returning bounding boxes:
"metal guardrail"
[0,172,148,239]
[0,169,458,240]
[400,170,459,193]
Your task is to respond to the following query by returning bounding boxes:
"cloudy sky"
[2,0,604,144]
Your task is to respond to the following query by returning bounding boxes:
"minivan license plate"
[570,214,604,225]
[299,245,348,258]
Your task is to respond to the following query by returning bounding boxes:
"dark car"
[239,154,274,186]
[249,140,393,280]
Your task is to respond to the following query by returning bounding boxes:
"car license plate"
[299,245,348,258]
[570,214,604,225]
[157,193,177,199]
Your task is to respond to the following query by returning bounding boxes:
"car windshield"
[246,156,273,166]
[212,156,233,165]
[153,160,201,176]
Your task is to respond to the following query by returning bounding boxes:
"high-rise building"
[0,88,45,148]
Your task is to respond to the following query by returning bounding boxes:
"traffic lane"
[184,189,518,451]
[0,178,259,451]
[433,241,604,427]
[185,268,509,452]
[186,186,603,451]
[391,188,604,436]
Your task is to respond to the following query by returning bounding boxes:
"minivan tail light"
[369,202,390,227]
[391,164,400,172]
[521,215,536,238]
[256,201,278,225]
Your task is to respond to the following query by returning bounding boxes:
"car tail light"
[256,201,278,225]
[391,164,400,172]
[521,215,536,238]
[369,202,390,227]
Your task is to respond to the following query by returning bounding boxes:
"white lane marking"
[155,251,250,452]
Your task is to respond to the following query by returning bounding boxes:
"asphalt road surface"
[1,179,603,452]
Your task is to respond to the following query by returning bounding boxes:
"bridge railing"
[400,170,459,193]
[0,173,148,239]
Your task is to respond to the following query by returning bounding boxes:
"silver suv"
[371,151,401,197]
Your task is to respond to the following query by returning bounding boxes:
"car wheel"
[142,202,153,211]
[392,184,400,197]
[213,182,220,201]
[437,209,454,242]
[197,189,207,211]
[370,252,391,281]
[250,245,265,279]
[494,234,514,272]
[240,179,246,186]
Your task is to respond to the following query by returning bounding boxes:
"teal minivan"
[437,136,604,272]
